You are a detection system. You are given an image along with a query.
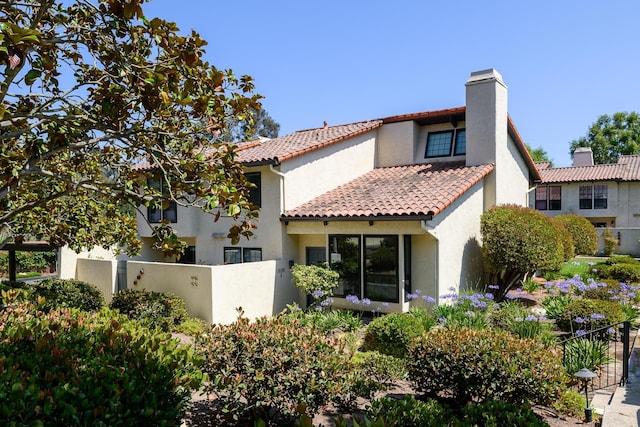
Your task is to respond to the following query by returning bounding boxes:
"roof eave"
[280,213,435,223]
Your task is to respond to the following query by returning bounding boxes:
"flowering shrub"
[291,263,339,309]
[432,290,495,329]
[557,298,623,334]
[364,312,427,358]
[0,302,202,426]
[408,327,567,406]
[199,314,348,424]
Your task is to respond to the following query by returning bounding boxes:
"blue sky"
[144,0,640,167]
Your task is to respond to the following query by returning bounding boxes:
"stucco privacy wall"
[596,228,640,257]
[75,258,118,304]
[126,260,278,324]
[58,245,118,281]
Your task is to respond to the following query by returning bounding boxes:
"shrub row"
[0,251,57,276]
[363,309,434,358]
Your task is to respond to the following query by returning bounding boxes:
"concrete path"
[600,346,640,426]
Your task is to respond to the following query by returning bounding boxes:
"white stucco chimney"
[573,147,594,166]
[464,69,508,167]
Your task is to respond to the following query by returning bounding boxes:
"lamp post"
[574,368,597,422]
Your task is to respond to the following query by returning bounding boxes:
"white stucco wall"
[75,258,118,303]
[58,245,118,280]
[376,121,418,167]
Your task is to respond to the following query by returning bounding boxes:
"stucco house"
[532,148,640,255]
[127,68,540,316]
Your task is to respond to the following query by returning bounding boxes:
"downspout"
[420,218,439,307]
[526,185,538,209]
[269,164,286,214]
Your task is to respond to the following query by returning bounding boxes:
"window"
[246,172,261,207]
[148,178,177,223]
[329,234,402,303]
[425,129,466,158]
[224,247,262,264]
[535,186,561,211]
[580,185,608,210]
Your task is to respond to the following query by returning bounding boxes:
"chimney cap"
[466,68,507,88]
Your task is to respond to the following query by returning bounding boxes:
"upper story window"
[579,184,608,210]
[535,185,561,211]
[148,178,177,223]
[245,172,261,207]
[425,129,466,158]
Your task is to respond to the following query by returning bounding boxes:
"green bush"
[554,220,575,261]
[30,278,105,312]
[598,263,640,283]
[489,300,528,329]
[553,389,587,419]
[407,306,436,331]
[554,214,598,256]
[291,263,339,308]
[561,337,612,377]
[365,395,451,427]
[481,204,564,297]
[557,299,623,333]
[606,255,640,266]
[0,303,203,426]
[364,312,426,358]
[432,298,491,330]
[199,314,348,424]
[295,308,363,333]
[459,400,549,427]
[408,327,567,406]
[110,289,189,332]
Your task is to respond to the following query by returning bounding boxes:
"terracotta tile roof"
[282,161,494,221]
[236,120,382,165]
[539,155,640,183]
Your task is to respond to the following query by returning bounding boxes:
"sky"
[143,0,640,167]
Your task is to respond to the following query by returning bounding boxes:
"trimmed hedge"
[408,327,567,406]
[30,278,105,312]
[553,214,598,256]
[364,312,428,358]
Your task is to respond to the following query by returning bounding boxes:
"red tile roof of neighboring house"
[236,120,383,166]
[281,161,495,221]
[538,155,640,183]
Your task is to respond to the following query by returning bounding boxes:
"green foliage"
[283,304,363,333]
[557,299,623,333]
[526,144,553,165]
[199,314,348,424]
[366,396,451,427]
[0,303,203,426]
[407,306,436,331]
[1,0,262,253]
[541,294,576,320]
[291,263,339,307]
[598,263,640,283]
[521,278,542,293]
[173,317,208,336]
[570,112,640,165]
[459,400,549,427]
[606,255,640,265]
[553,389,588,419]
[408,327,567,406]
[364,312,426,358]
[554,215,598,256]
[337,352,407,409]
[489,300,527,329]
[602,227,618,256]
[0,251,56,276]
[561,338,613,377]
[30,278,105,312]
[109,289,189,332]
[554,220,575,261]
[432,292,493,330]
[481,204,564,298]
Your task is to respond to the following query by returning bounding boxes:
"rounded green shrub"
[364,312,426,358]
[553,214,598,256]
[0,303,203,426]
[408,327,567,406]
[199,314,348,424]
[459,400,548,427]
[554,221,575,261]
[30,278,105,312]
[599,263,640,283]
[110,288,189,332]
[557,298,623,333]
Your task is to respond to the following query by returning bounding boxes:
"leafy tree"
[570,112,640,164]
[0,0,262,255]
[218,107,280,142]
[525,144,553,166]
[481,204,564,299]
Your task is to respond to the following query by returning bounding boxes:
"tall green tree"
[525,144,553,166]
[218,107,280,142]
[0,0,262,254]
[570,112,640,164]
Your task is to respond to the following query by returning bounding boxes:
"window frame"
[579,184,608,210]
[245,171,262,208]
[147,177,177,223]
[535,186,561,211]
[224,247,262,264]
[363,235,399,303]
[424,128,466,158]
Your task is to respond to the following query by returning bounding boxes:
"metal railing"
[558,320,636,390]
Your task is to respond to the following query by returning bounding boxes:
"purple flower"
[576,330,587,337]
[465,311,475,317]
[514,317,524,322]
[382,302,389,307]
[608,328,616,334]
[312,290,324,298]
[415,289,422,294]
[525,315,538,322]
[361,298,371,306]
[574,317,585,324]
[345,295,360,304]
[488,285,500,290]
[506,293,516,300]
[422,295,436,304]
[406,293,418,300]
[438,317,447,323]
[590,313,605,320]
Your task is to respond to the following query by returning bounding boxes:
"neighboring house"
[134,68,540,314]
[531,147,640,256]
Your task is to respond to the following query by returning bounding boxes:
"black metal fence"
[558,321,636,391]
